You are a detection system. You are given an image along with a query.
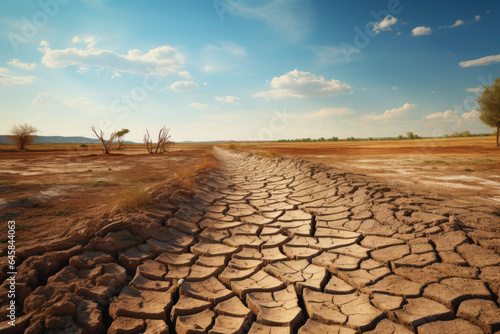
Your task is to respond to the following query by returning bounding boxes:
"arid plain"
[1,137,499,333]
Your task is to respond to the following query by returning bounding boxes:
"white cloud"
[424,110,460,119]
[39,39,184,76]
[462,109,480,119]
[77,66,90,74]
[372,15,398,33]
[189,102,208,109]
[0,67,35,85]
[32,93,91,107]
[475,15,481,22]
[169,81,199,92]
[449,19,464,28]
[412,26,432,36]
[178,71,191,78]
[363,103,417,121]
[299,107,354,119]
[459,54,500,67]
[431,91,436,94]
[466,87,484,93]
[72,36,80,43]
[215,96,243,104]
[253,69,352,99]
[7,59,37,70]
[392,86,398,90]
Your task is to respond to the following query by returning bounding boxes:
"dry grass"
[113,185,153,212]
[171,151,218,189]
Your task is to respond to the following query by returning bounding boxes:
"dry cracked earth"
[2,147,500,334]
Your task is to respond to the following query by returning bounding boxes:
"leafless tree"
[91,125,116,154]
[144,126,172,154]
[7,123,38,150]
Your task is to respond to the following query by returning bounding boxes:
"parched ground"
[1,146,499,333]
[241,136,500,205]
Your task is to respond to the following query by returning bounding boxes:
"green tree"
[461,130,471,137]
[476,77,500,146]
[407,132,415,139]
[115,128,130,150]
[7,123,38,150]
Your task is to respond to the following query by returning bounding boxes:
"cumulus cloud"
[7,59,37,70]
[215,96,243,104]
[466,87,484,93]
[253,69,352,99]
[424,110,460,119]
[169,81,199,92]
[372,15,398,33]
[32,93,91,107]
[299,107,353,119]
[412,26,432,36]
[178,71,191,78]
[189,102,208,109]
[0,67,35,85]
[424,109,480,121]
[39,39,184,76]
[462,109,480,119]
[363,103,417,121]
[459,54,500,67]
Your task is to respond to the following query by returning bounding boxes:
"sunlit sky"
[1,0,499,142]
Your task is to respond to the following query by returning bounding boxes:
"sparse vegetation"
[91,125,116,154]
[16,197,30,204]
[55,208,72,216]
[15,223,32,230]
[144,126,172,154]
[113,185,152,212]
[476,77,500,146]
[7,123,38,150]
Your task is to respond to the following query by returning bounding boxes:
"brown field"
[224,136,500,204]
[1,137,498,250]
[0,143,215,249]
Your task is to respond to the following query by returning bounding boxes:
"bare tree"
[91,125,116,154]
[115,128,130,150]
[7,123,38,150]
[144,126,172,154]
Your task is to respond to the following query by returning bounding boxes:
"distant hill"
[0,135,135,145]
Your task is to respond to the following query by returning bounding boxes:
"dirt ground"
[0,143,214,249]
[240,136,500,205]
[1,137,498,250]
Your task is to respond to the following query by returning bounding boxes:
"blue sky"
[1,0,499,142]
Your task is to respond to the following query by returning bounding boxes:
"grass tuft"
[113,185,153,212]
